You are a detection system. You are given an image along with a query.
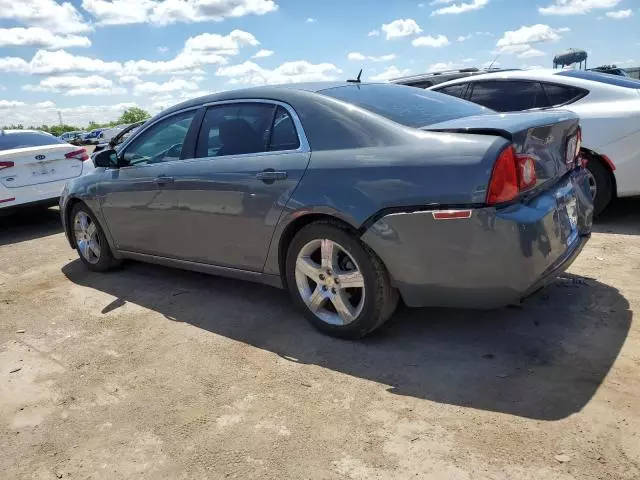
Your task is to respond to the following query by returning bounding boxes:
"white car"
[0,130,94,211]
[427,69,640,214]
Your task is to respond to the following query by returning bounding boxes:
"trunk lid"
[0,145,85,188]
[422,110,581,188]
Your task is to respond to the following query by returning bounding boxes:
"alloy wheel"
[73,211,101,264]
[294,239,366,326]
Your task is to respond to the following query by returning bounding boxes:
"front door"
[172,102,311,271]
[99,109,198,256]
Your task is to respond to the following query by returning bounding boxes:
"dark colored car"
[60,83,593,338]
[391,67,516,89]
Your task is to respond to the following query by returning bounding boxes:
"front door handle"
[154,176,175,185]
[256,169,288,183]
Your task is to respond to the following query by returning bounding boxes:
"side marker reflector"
[432,210,472,220]
[0,197,16,204]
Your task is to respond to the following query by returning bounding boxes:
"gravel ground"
[1,200,639,479]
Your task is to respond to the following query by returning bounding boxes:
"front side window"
[469,80,549,112]
[195,103,284,158]
[121,110,196,166]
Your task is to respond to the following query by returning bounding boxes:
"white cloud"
[0,100,27,109]
[183,29,259,56]
[0,28,91,49]
[1,101,141,127]
[190,75,205,82]
[606,9,632,19]
[120,75,142,84]
[81,0,278,26]
[495,24,567,55]
[611,58,634,65]
[428,61,459,72]
[368,66,411,81]
[23,74,127,96]
[521,64,544,70]
[457,34,472,42]
[367,29,380,37]
[518,48,546,58]
[133,78,200,96]
[216,60,341,85]
[0,0,90,34]
[157,46,169,53]
[305,17,316,23]
[252,49,274,58]
[431,0,489,16]
[347,52,396,62]
[462,57,475,63]
[0,49,122,75]
[539,0,621,15]
[412,34,450,47]
[381,19,422,39]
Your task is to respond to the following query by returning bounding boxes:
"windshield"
[557,70,640,88]
[320,83,488,127]
[0,131,64,151]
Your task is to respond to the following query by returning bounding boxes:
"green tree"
[118,107,150,124]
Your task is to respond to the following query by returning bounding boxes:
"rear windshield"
[556,70,640,89]
[320,83,488,127]
[0,131,64,151]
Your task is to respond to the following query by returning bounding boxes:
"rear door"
[172,101,311,271]
[98,108,199,256]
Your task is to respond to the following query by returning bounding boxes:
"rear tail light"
[0,161,14,171]
[487,145,538,205]
[566,127,581,168]
[65,148,89,161]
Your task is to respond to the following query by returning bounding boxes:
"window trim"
[195,99,310,158]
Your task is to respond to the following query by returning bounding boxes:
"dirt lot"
[1,201,639,479]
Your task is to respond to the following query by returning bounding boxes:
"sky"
[0,0,638,127]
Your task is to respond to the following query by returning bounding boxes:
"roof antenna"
[486,54,500,70]
[347,69,362,83]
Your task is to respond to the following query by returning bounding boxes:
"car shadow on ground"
[593,197,640,236]
[0,207,63,246]
[62,258,631,422]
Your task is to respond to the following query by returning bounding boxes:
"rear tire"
[285,220,398,339]
[70,202,121,272]
[584,154,612,216]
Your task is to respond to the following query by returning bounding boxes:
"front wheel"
[285,221,398,339]
[71,203,121,272]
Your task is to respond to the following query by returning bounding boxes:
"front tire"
[285,220,398,339]
[71,203,121,272]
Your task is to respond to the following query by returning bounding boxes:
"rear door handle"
[256,169,288,182]
[154,176,175,185]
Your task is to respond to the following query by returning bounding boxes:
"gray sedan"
[60,82,593,338]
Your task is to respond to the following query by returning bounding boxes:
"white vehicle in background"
[0,130,93,211]
[427,69,640,215]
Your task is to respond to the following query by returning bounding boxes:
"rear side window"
[436,83,468,99]
[469,80,549,112]
[541,83,587,106]
[269,106,300,151]
[320,83,487,127]
[0,131,63,151]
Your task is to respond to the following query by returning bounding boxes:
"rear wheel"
[285,221,398,339]
[584,154,613,216]
[71,203,121,272]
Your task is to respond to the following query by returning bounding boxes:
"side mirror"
[93,149,118,168]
